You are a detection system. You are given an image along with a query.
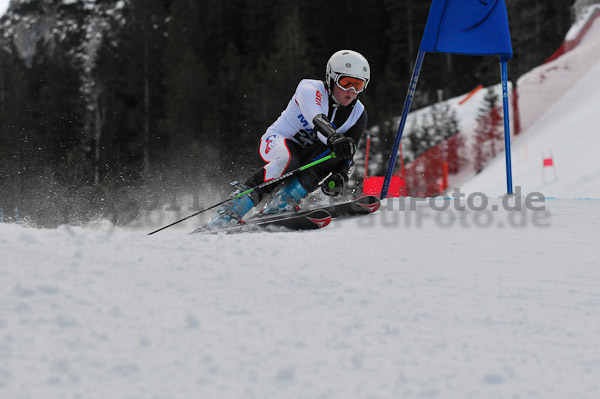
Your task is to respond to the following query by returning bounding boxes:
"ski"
[192,209,332,234]
[319,195,381,218]
[191,195,379,235]
[249,194,381,221]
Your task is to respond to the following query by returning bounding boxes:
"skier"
[207,49,370,228]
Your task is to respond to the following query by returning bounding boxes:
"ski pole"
[147,153,336,235]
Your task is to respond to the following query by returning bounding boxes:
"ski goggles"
[335,75,367,94]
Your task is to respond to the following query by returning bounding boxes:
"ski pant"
[243,131,348,204]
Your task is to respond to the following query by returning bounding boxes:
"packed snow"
[2,6,600,399]
[2,197,599,399]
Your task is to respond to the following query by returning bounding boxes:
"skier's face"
[332,84,359,106]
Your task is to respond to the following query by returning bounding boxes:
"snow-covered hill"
[459,8,600,198]
[2,6,600,399]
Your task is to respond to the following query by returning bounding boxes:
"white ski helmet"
[326,50,370,95]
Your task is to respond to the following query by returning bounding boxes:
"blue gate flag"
[420,0,513,61]
[380,0,515,199]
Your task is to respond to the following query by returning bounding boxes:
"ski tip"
[307,215,332,229]
[359,200,381,214]
[356,195,381,214]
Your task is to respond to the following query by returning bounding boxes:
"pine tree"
[406,115,435,162]
[92,0,167,185]
[0,49,26,208]
[473,87,504,170]
[405,100,460,162]
[216,42,256,173]
[443,133,466,175]
[258,6,314,118]
[238,6,314,171]
[163,50,217,185]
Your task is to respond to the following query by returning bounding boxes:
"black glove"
[321,172,347,197]
[327,133,355,160]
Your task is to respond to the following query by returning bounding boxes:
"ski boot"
[262,176,308,215]
[206,187,255,229]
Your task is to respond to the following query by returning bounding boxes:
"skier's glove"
[327,133,355,160]
[321,172,347,197]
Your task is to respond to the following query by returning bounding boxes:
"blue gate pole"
[501,60,514,194]
[15,207,19,224]
[380,50,426,199]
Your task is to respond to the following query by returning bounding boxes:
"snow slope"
[1,198,599,399]
[2,7,600,399]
